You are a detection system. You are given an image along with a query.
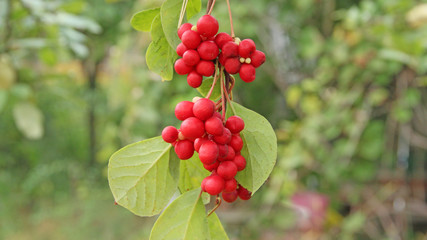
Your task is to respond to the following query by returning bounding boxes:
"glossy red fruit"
[205,117,224,136]
[215,32,233,49]
[178,23,193,39]
[197,41,219,60]
[199,140,219,164]
[218,52,226,66]
[218,144,228,158]
[225,145,235,161]
[222,42,239,58]
[217,161,237,180]
[230,135,243,152]
[251,50,266,68]
[225,116,245,134]
[213,111,223,119]
[233,154,246,171]
[162,126,179,143]
[237,185,251,200]
[203,161,219,172]
[182,30,202,49]
[196,15,219,38]
[182,49,200,66]
[194,137,208,152]
[224,178,237,192]
[193,98,215,120]
[222,190,238,203]
[174,58,193,75]
[224,57,241,74]
[196,60,215,77]
[204,175,225,195]
[239,64,256,82]
[238,39,256,58]
[174,140,194,160]
[180,117,205,140]
[175,101,194,120]
[201,177,207,191]
[187,71,203,88]
[176,43,188,57]
[213,128,232,144]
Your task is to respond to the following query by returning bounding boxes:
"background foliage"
[1,0,427,239]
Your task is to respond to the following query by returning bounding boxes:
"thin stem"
[226,0,235,37]
[220,70,226,121]
[206,62,219,99]
[177,0,189,28]
[207,196,222,217]
[207,0,217,15]
[223,82,237,115]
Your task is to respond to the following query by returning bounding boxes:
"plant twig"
[226,0,235,37]
[207,0,217,15]
[178,0,189,28]
[220,70,226,121]
[206,62,219,99]
[207,196,222,217]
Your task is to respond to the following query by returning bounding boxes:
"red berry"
[239,64,256,82]
[174,140,194,160]
[176,43,188,57]
[224,57,241,74]
[162,126,179,143]
[233,154,246,171]
[222,42,239,58]
[222,190,238,203]
[183,50,200,66]
[178,23,193,39]
[180,117,205,140]
[197,41,219,60]
[225,116,245,134]
[230,135,243,152]
[218,144,228,158]
[199,140,219,164]
[251,50,265,68]
[237,185,251,200]
[201,177,207,191]
[215,32,233,49]
[187,71,203,88]
[196,15,219,38]
[196,60,215,77]
[224,178,237,192]
[193,98,215,120]
[213,111,223,120]
[182,30,202,49]
[205,117,224,136]
[174,58,193,75]
[218,52,226,66]
[203,161,219,172]
[194,137,208,152]
[204,175,225,195]
[175,101,194,120]
[238,39,256,58]
[213,128,232,144]
[225,145,235,161]
[217,161,237,180]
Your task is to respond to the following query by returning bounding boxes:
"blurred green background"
[1,0,427,239]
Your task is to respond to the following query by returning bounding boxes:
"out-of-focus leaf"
[197,77,221,100]
[160,0,182,49]
[187,0,201,20]
[0,55,16,89]
[208,213,229,240]
[406,4,427,27]
[130,8,160,32]
[13,102,44,140]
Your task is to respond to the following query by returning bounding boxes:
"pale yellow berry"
[192,96,202,103]
[245,58,251,64]
[178,132,186,140]
[191,26,197,31]
[240,57,245,63]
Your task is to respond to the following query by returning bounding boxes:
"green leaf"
[197,77,221,100]
[131,8,160,32]
[146,16,177,81]
[150,188,209,240]
[160,0,182,49]
[108,136,179,216]
[227,102,277,194]
[178,152,210,192]
[13,102,44,140]
[208,213,229,240]
[187,0,201,20]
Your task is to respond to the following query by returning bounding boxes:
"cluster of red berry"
[161,97,251,203]
[174,14,265,87]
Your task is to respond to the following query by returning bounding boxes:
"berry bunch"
[161,97,251,202]
[174,14,265,88]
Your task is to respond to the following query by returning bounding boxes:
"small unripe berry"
[187,71,203,88]
[233,154,246,171]
[204,175,225,195]
[178,23,193,39]
[251,50,266,68]
[224,57,241,74]
[174,58,193,75]
[222,190,238,203]
[174,140,194,160]
[183,49,200,66]
[205,116,224,136]
[225,116,245,134]
[180,117,205,140]
[230,135,243,152]
[194,137,208,152]
[203,161,219,172]
[196,15,219,38]
[178,132,186,140]
[162,126,178,143]
[176,43,188,57]
[196,60,215,77]
[175,101,194,120]
[222,42,239,58]
[182,30,202,49]
[245,58,251,64]
[239,64,256,82]
[215,32,233,49]
[199,140,219,164]
[217,161,237,180]
[197,41,219,60]
[224,178,237,192]
[193,98,215,120]
[238,39,256,58]
[192,97,203,103]
[237,185,251,200]
[213,128,232,144]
